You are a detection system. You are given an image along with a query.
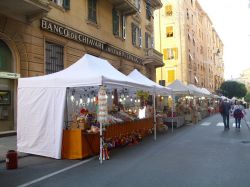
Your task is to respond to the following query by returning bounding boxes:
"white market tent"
[167,80,190,95]
[200,88,212,97]
[128,69,172,95]
[17,54,151,159]
[128,69,173,137]
[187,84,204,96]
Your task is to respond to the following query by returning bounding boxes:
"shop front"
[0,39,19,132]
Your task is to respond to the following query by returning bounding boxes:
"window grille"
[45,42,64,74]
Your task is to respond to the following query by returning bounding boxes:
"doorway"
[0,39,14,131]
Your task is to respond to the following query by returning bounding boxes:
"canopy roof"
[187,84,204,96]
[167,80,190,95]
[18,54,149,89]
[128,69,172,95]
[200,88,212,96]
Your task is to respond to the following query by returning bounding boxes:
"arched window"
[0,40,13,72]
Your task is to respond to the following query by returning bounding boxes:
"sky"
[198,0,250,80]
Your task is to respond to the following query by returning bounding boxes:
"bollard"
[6,150,18,170]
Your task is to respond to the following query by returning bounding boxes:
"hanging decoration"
[98,86,108,124]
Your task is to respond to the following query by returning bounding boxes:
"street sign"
[0,72,20,79]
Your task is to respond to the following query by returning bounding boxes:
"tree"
[245,92,250,103]
[220,81,247,99]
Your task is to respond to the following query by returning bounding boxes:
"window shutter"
[112,9,119,36]
[168,70,175,83]
[166,26,173,37]
[132,23,136,46]
[92,0,97,22]
[174,48,178,60]
[145,32,149,48]
[122,16,126,39]
[146,0,151,20]
[63,0,70,10]
[163,49,168,60]
[139,27,142,48]
[165,5,172,16]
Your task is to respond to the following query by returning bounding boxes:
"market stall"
[166,80,191,127]
[127,69,172,137]
[17,54,152,160]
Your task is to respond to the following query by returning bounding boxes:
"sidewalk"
[0,134,28,163]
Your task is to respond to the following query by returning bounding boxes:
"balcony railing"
[0,0,50,22]
[108,0,137,15]
[144,48,164,68]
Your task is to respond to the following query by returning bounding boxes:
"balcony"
[143,48,164,68]
[145,19,153,32]
[108,0,137,15]
[150,0,163,9]
[0,0,50,22]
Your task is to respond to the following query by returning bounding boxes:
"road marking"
[216,122,224,127]
[232,123,236,127]
[17,156,97,187]
[200,122,211,126]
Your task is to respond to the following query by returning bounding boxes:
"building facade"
[154,0,224,91]
[236,69,250,92]
[0,0,163,132]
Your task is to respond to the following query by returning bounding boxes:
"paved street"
[1,111,250,187]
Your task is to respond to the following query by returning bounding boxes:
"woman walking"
[233,101,246,129]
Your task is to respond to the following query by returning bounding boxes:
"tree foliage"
[220,81,247,99]
[245,92,250,103]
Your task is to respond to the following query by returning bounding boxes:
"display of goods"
[106,115,123,124]
[78,122,90,130]
[87,125,100,133]
[116,111,133,121]
[80,108,88,115]
[167,112,177,117]
[69,122,78,129]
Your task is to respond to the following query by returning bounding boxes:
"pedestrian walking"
[232,101,246,129]
[219,99,231,130]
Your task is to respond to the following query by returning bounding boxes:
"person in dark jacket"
[219,99,231,129]
[232,101,246,128]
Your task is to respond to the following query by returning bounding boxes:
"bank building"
[0,0,163,132]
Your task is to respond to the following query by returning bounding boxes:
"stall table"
[62,118,153,159]
[62,129,99,159]
[163,116,185,128]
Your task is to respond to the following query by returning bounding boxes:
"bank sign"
[40,19,143,65]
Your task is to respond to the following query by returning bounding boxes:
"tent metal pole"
[99,122,103,164]
[153,93,156,141]
[171,94,175,133]
[66,87,69,129]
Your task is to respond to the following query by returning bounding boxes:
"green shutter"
[146,0,151,20]
[145,32,148,48]
[88,0,97,23]
[93,0,97,22]
[132,23,136,46]
[63,0,70,10]
[112,9,119,36]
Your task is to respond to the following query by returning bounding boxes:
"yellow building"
[0,0,162,132]
[154,0,224,91]
[236,69,250,92]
